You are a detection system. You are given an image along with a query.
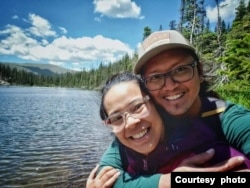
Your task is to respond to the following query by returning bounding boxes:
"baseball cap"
[134,30,196,74]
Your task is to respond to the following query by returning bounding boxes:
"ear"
[197,61,204,83]
[103,120,108,125]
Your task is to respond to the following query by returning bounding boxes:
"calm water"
[0,86,113,188]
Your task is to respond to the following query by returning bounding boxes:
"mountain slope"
[0,62,77,76]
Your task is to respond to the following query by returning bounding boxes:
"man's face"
[142,48,202,117]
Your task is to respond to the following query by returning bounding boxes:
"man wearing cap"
[135,30,207,118]
[93,30,250,188]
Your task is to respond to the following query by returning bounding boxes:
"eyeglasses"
[143,61,197,91]
[104,95,150,132]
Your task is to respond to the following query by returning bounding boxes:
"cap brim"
[134,43,195,74]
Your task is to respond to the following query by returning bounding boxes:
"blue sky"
[0,0,249,71]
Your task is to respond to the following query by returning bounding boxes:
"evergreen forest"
[0,0,249,108]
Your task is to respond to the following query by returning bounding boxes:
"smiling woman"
[100,72,165,156]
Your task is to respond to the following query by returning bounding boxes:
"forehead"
[143,48,193,74]
[104,81,143,114]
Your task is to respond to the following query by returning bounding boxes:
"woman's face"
[103,81,164,155]
[143,48,202,117]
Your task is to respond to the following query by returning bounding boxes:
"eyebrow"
[145,59,195,77]
[108,97,143,116]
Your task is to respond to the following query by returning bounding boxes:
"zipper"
[143,158,148,171]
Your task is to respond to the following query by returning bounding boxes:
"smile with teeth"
[165,93,183,100]
[131,128,149,139]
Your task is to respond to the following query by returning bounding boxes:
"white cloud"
[0,14,133,70]
[27,13,57,37]
[12,15,19,20]
[59,27,67,34]
[0,25,39,56]
[206,0,250,23]
[93,0,144,19]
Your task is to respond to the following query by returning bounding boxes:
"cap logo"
[142,32,170,51]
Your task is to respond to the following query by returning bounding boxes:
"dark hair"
[99,71,166,123]
[181,49,221,98]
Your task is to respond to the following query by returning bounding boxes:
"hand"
[175,148,246,172]
[86,164,120,188]
[158,148,247,188]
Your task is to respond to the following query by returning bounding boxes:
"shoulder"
[201,97,226,118]
[103,138,122,155]
[99,138,124,168]
[222,101,250,120]
[221,102,250,157]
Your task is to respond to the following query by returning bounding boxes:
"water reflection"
[0,87,113,187]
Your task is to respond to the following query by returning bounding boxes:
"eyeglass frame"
[104,95,151,132]
[143,61,197,91]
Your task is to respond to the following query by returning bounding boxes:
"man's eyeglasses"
[104,95,150,133]
[143,61,197,91]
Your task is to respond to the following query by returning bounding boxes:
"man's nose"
[162,76,178,90]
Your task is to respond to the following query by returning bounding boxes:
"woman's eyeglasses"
[104,95,150,133]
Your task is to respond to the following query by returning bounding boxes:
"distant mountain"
[0,62,78,76]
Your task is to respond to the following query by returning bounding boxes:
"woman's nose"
[124,114,141,129]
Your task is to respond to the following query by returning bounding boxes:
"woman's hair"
[99,71,166,123]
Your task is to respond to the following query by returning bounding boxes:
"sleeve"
[220,102,250,158]
[98,139,161,188]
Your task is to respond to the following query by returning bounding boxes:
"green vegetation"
[0,0,249,108]
[215,80,250,108]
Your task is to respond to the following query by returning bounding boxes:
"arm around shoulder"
[98,139,161,188]
[221,102,250,157]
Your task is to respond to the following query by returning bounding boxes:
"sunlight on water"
[0,86,113,187]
